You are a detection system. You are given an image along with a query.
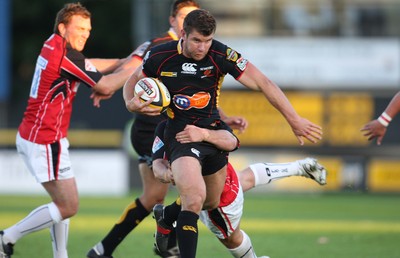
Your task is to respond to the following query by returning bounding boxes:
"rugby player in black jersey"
[87,1,247,258]
[123,9,323,258]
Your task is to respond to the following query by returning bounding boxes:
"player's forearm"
[384,91,400,119]
[89,58,124,74]
[115,56,143,73]
[123,75,135,103]
[376,91,400,128]
[239,62,300,124]
[94,67,132,96]
[204,129,238,151]
[259,79,300,126]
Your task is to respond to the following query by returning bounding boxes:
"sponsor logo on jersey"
[226,48,239,62]
[182,225,197,233]
[200,66,214,71]
[181,63,197,74]
[173,92,210,110]
[236,57,248,71]
[201,69,213,78]
[85,59,98,72]
[161,71,177,77]
[199,66,214,78]
[152,136,164,153]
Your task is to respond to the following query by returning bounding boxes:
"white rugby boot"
[298,158,327,185]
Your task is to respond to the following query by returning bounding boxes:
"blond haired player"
[0,3,132,258]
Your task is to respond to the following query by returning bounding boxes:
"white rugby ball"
[134,77,171,113]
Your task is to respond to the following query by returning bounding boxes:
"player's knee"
[202,198,220,210]
[141,196,165,210]
[58,200,79,219]
[67,204,79,218]
[219,228,243,249]
[182,193,205,213]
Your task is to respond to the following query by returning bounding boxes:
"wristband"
[377,112,392,127]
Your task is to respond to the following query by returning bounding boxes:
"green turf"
[1,192,400,258]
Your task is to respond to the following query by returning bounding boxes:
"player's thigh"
[43,177,78,202]
[203,165,227,209]
[172,156,205,212]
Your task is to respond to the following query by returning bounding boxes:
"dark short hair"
[170,0,200,18]
[183,9,216,36]
[54,2,91,34]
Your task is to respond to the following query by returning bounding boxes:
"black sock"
[101,198,149,256]
[163,197,181,227]
[176,211,199,258]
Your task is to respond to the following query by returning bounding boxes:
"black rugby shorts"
[167,140,228,176]
[130,120,157,166]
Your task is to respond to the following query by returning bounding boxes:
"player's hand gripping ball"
[134,77,171,113]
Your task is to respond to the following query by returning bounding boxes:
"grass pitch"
[1,192,399,258]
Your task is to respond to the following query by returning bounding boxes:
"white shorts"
[16,133,74,183]
[200,185,244,239]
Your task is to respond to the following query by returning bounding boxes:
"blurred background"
[0,0,399,195]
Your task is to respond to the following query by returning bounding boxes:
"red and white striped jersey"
[18,33,103,144]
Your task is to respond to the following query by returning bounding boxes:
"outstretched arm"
[89,58,126,74]
[89,57,135,108]
[237,62,322,145]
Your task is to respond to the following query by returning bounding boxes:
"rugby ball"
[134,77,171,113]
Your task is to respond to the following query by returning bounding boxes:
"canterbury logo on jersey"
[181,63,197,74]
[173,92,210,110]
[182,225,197,233]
